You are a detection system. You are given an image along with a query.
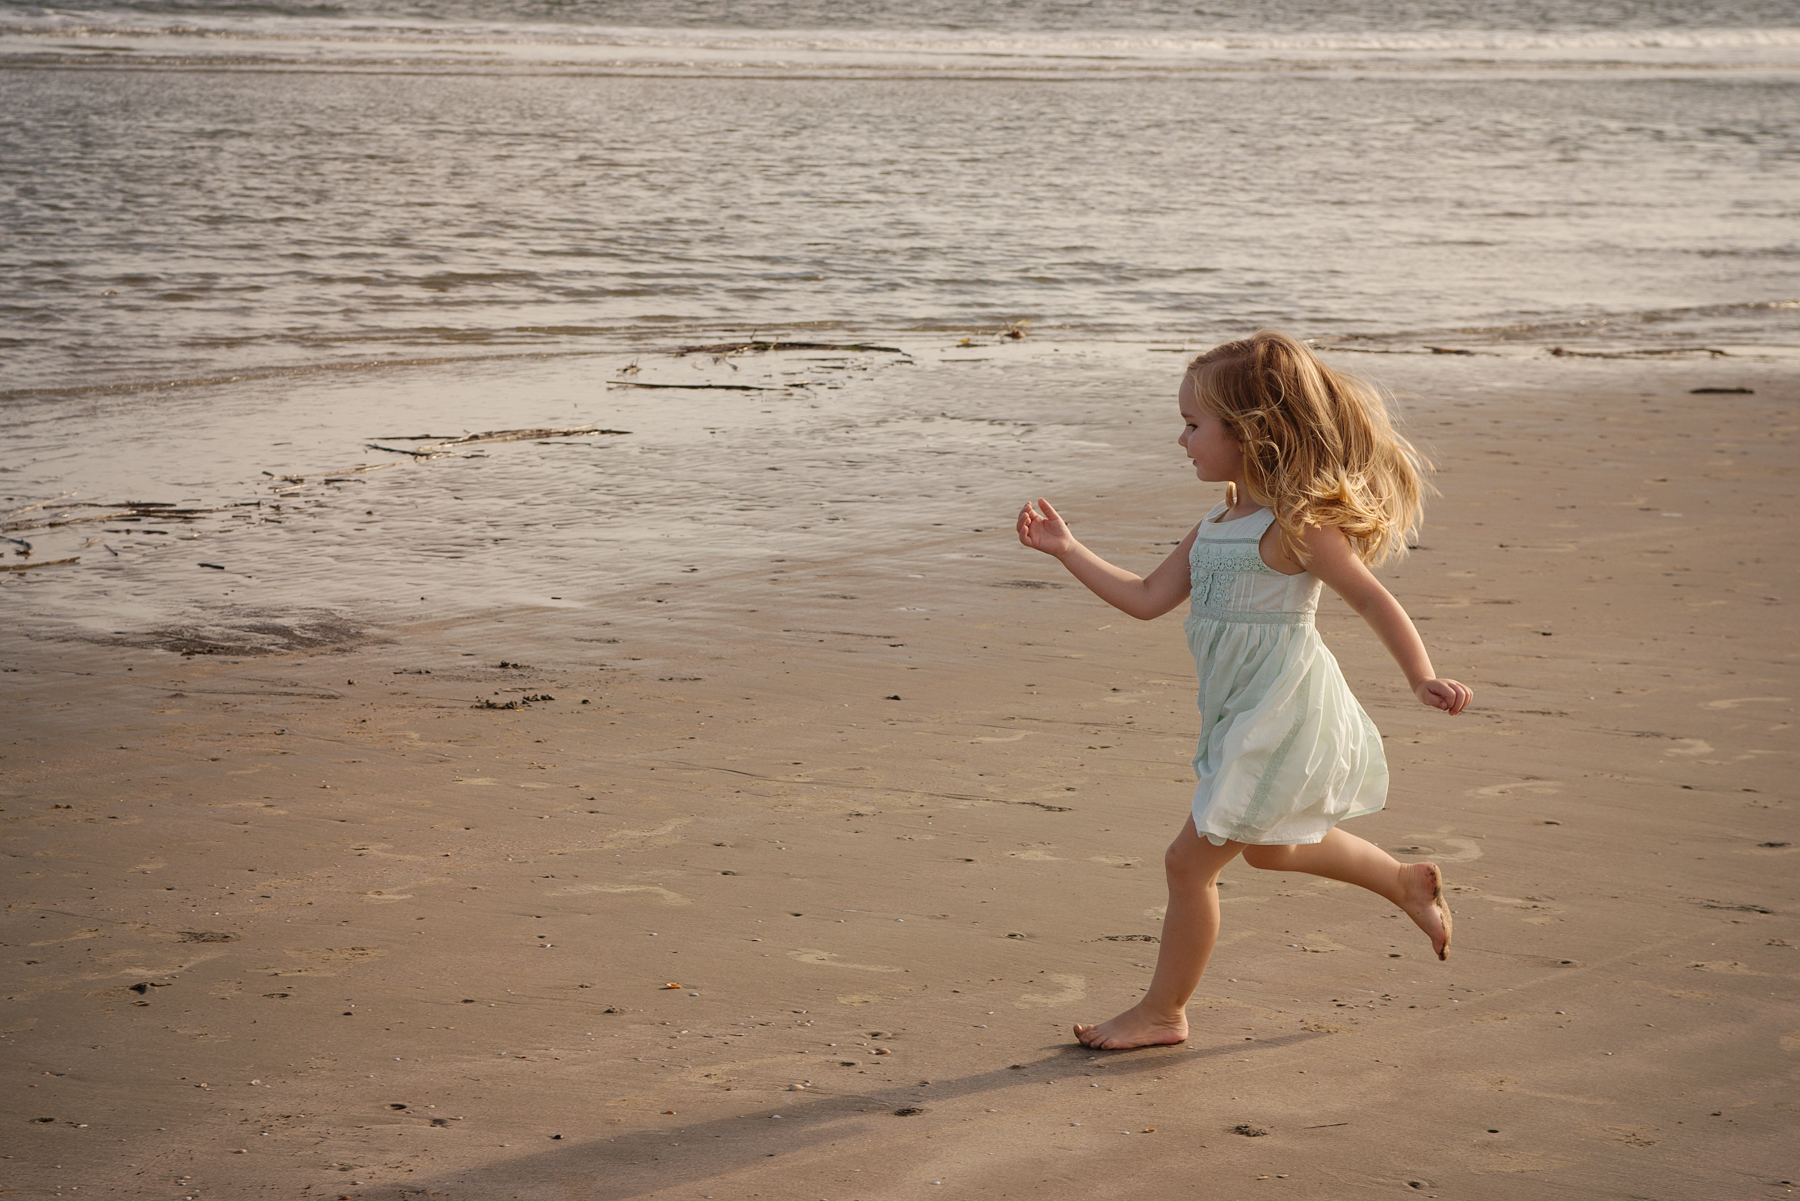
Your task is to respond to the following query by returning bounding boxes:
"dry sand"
[2,351,1796,1199]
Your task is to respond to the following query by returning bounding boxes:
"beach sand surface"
[2,352,1796,1199]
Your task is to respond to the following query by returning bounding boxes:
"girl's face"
[1178,375,1244,484]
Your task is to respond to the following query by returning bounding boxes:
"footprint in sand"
[1401,830,1485,862]
[1471,780,1563,799]
[362,878,449,903]
[261,947,388,978]
[1014,973,1086,1007]
[28,929,102,947]
[1468,1151,1571,1174]
[788,949,901,973]
[550,883,691,905]
[1463,889,1561,917]
[349,843,429,862]
[597,817,692,851]
[1601,1125,1659,1148]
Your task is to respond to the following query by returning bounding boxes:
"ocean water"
[2,0,1797,395]
[1,1,1796,647]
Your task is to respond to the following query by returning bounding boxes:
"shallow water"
[3,0,1796,644]
[2,3,1797,395]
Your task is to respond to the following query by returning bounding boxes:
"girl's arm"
[1296,523,1474,715]
[1017,498,1196,621]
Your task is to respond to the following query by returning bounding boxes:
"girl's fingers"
[1419,679,1461,713]
[1430,679,1473,715]
[1019,498,1070,554]
[1018,502,1045,547]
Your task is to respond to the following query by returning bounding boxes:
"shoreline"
[5,339,1795,649]
[2,351,1796,1198]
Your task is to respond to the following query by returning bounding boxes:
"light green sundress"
[1186,504,1388,846]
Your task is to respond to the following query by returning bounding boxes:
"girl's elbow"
[1110,600,1155,621]
[1130,596,1183,621]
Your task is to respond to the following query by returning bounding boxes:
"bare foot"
[1073,1003,1188,1051]
[1398,862,1453,960]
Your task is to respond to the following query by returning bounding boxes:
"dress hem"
[1196,802,1382,847]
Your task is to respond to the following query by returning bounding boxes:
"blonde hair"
[1187,330,1426,566]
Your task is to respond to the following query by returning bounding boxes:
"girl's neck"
[1216,481,1262,522]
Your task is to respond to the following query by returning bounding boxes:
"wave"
[5,11,1800,69]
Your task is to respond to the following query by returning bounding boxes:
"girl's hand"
[1415,677,1473,715]
[1018,498,1076,558]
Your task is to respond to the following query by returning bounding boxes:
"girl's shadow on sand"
[379,1033,1323,1200]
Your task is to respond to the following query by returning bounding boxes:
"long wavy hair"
[1187,330,1427,566]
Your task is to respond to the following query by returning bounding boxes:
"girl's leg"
[1239,827,1452,959]
[1075,818,1244,1050]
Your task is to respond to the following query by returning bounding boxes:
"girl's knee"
[1164,837,1217,880]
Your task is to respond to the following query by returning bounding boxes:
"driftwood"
[0,492,75,522]
[367,426,627,460]
[0,556,79,572]
[424,425,619,448]
[610,381,787,391]
[268,462,397,483]
[12,511,135,531]
[676,340,905,355]
[3,501,232,535]
[1549,346,1730,359]
[1312,345,1493,356]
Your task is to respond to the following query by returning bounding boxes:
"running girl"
[1016,330,1472,1051]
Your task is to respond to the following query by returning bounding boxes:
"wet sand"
[2,349,1797,1199]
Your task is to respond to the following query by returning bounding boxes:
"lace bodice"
[1187,505,1322,624]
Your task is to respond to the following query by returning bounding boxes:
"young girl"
[1017,330,1472,1051]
